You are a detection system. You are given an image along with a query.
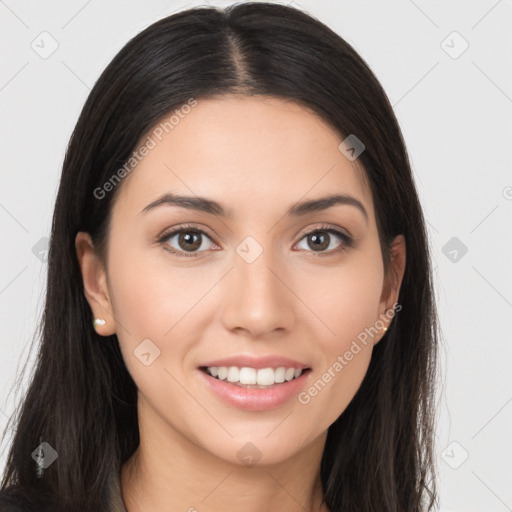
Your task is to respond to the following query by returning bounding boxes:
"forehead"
[113,95,374,223]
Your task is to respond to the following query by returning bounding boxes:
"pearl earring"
[93,318,106,327]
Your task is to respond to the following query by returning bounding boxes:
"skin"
[76,95,406,512]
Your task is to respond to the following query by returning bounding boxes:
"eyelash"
[157,223,354,258]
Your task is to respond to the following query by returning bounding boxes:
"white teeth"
[239,367,257,385]
[205,366,305,385]
[227,367,239,382]
[257,368,275,386]
[274,367,286,383]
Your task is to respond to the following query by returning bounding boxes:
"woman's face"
[79,95,405,467]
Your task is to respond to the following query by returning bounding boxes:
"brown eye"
[295,227,353,254]
[159,226,216,257]
[176,231,202,251]
[306,232,330,251]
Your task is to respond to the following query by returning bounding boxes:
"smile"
[202,366,305,387]
[198,366,312,411]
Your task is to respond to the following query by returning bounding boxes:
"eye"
[158,225,217,258]
[295,225,353,255]
[157,223,354,258]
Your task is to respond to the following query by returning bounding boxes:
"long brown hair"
[1,3,439,510]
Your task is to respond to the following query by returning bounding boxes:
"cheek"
[302,249,384,349]
[106,246,194,401]
[304,344,373,431]
[294,250,383,422]
[106,242,221,388]
[107,242,205,339]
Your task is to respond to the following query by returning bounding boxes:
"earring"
[93,318,106,327]
[383,326,388,332]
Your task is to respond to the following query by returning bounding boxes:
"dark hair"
[1,3,439,511]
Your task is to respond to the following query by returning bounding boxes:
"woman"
[0,2,439,511]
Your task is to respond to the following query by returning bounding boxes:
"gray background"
[1,1,511,510]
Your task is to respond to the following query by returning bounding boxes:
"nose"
[220,243,295,338]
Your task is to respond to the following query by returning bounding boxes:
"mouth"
[196,354,313,411]
[199,365,312,389]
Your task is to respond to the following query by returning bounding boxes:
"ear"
[375,234,406,344]
[75,231,116,336]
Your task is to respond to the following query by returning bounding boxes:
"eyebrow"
[140,192,368,223]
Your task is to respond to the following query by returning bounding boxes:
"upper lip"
[200,355,310,370]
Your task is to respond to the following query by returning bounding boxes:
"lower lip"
[197,368,311,411]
